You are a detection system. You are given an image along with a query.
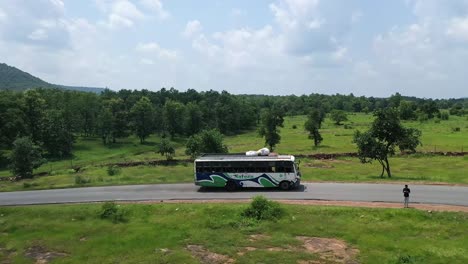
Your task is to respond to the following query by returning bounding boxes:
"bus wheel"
[279,181,291,191]
[225,181,237,192]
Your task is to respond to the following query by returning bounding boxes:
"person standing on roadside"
[403,185,411,208]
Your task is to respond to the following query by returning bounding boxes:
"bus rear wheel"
[225,181,237,192]
[279,181,291,191]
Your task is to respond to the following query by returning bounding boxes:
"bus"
[194,153,301,191]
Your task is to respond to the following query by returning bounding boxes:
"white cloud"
[28,29,48,40]
[136,42,177,60]
[182,20,202,38]
[140,58,154,65]
[0,8,7,22]
[230,8,246,18]
[100,0,145,29]
[446,16,468,41]
[139,0,170,20]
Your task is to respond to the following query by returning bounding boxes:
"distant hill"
[0,63,105,93]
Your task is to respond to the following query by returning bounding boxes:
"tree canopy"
[353,108,422,177]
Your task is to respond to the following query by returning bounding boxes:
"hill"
[0,63,105,93]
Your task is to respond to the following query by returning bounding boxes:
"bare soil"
[297,236,359,264]
[24,246,67,264]
[186,245,235,264]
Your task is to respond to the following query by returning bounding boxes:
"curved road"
[1,183,468,206]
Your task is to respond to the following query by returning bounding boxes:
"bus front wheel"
[279,181,291,191]
[225,181,237,192]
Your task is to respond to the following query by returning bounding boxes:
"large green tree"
[258,108,284,151]
[130,96,155,143]
[353,108,421,178]
[185,129,228,158]
[9,137,45,179]
[185,102,203,136]
[304,108,324,147]
[163,100,186,138]
[330,110,348,125]
[21,90,46,143]
[41,110,75,157]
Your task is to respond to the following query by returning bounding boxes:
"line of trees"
[0,87,466,176]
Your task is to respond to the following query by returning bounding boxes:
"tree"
[97,107,113,144]
[130,96,155,143]
[185,102,203,136]
[157,138,175,161]
[9,137,45,179]
[21,90,46,143]
[185,129,228,158]
[304,108,324,146]
[258,108,284,151]
[398,101,416,120]
[330,110,348,125]
[353,109,421,178]
[101,98,130,143]
[163,100,186,138]
[41,110,75,157]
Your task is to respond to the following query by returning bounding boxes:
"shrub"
[452,127,461,132]
[107,165,121,176]
[344,124,353,129]
[23,182,39,188]
[440,112,449,120]
[75,175,91,185]
[292,124,297,129]
[99,202,127,223]
[242,196,285,221]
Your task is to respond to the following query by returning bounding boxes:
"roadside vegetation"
[0,88,467,191]
[0,201,467,263]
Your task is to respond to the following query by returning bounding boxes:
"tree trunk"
[385,157,391,178]
[378,160,385,178]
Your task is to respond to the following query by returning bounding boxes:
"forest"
[0,87,467,172]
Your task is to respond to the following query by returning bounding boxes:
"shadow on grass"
[198,184,307,193]
[367,175,428,181]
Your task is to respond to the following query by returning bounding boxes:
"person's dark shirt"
[403,187,411,197]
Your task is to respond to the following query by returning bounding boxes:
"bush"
[99,202,127,223]
[292,124,297,129]
[440,112,449,120]
[452,127,461,132]
[75,175,91,185]
[107,165,121,176]
[242,196,285,221]
[23,182,39,188]
[344,124,353,129]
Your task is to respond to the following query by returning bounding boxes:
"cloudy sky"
[1,0,467,98]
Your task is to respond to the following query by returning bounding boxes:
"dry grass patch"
[297,236,359,264]
[186,245,235,264]
[24,245,68,264]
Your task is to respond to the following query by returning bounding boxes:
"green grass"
[0,203,467,263]
[1,113,467,191]
[2,155,466,192]
[226,113,468,154]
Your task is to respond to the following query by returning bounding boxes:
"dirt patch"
[237,247,256,256]
[248,234,271,242]
[297,236,359,264]
[24,246,67,264]
[186,245,234,264]
[303,163,334,169]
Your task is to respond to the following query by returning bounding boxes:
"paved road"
[1,183,468,206]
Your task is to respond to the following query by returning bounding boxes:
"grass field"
[0,203,467,263]
[1,155,467,192]
[0,113,467,191]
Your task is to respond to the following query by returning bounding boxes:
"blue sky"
[1,0,468,98]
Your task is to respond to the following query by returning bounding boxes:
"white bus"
[194,153,301,191]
